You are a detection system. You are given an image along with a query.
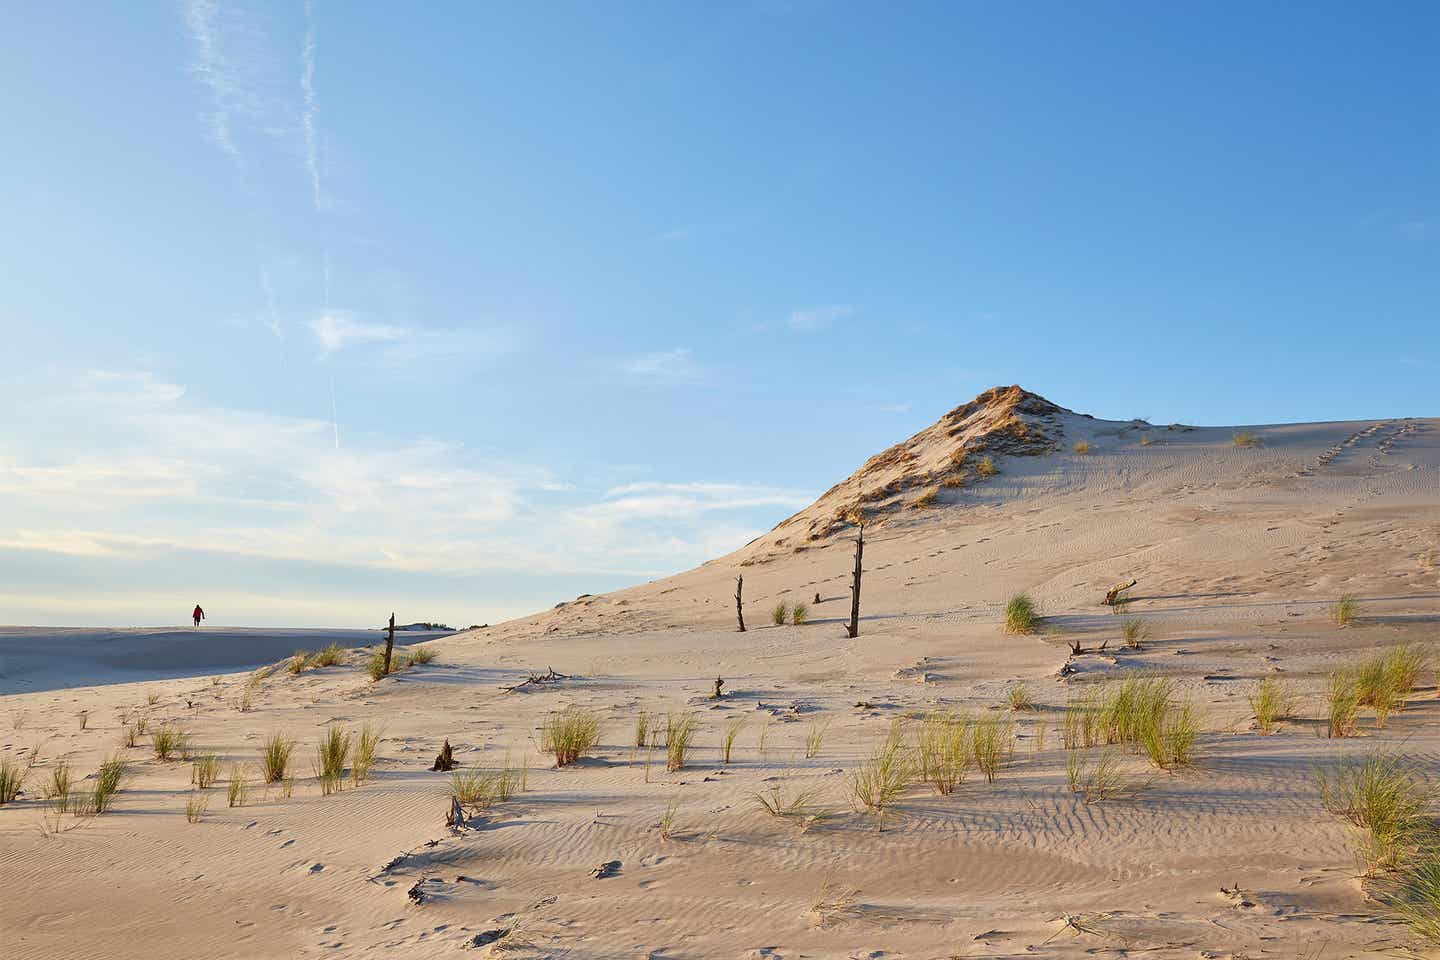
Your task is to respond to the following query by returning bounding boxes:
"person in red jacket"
[192,604,205,627]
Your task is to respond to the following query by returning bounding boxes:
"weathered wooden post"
[735,575,746,632]
[383,611,396,676]
[846,525,864,639]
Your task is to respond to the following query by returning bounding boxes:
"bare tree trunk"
[735,575,746,632]
[846,526,864,639]
[383,612,396,676]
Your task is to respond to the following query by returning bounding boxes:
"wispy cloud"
[183,0,247,163]
[616,348,706,386]
[787,304,855,332]
[300,0,324,211]
[308,309,405,354]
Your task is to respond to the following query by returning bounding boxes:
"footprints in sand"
[1298,420,1419,477]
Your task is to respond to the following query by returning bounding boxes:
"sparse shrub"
[192,754,220,789]
[1330,595,1358,627]
[666,711,698,772]
[542,708,601,767]
[1003,593,1040,635]
[803,718,829,758]
[145,691,161,706]
[287,650,309,674]
[0,753,33,804]
[1140,434,1152,446]
[152,724,189,761]
[185,789,209,823]
[46,761,73,814]
[1232,430,1260,447]
[913,711,971,795]
[1327,671,1361,738]
[308,642,345,667]
[1074,440,1090,455]
[1121,617,1149,648]
[1249,677,1296,734]
[1007,683,1036,711]
[790,602,809,626]
[722,715,746,763]
[849,723,909,829]
[1318,752,1433,874]
[314,725,353,794]
[976,455,998,477]
[771,601,789,626]
[352,724,380,786]
[409,645,437,665]
[227,764,250,807]
[121,718,145,748]
[912,486,939,508]
[261,732,296,783]
[942,475,964,488]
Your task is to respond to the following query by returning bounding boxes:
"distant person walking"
[192,604,205,627]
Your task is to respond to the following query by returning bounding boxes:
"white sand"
[1,391,1437,958]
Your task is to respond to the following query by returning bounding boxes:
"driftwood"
[589,860,620,879]
[500,667,571,693]
[735,575,745,633]
[1104,579,1138,606]
[712,677,724,699]
[431,739,456,772]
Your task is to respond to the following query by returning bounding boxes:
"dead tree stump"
[846,525,865,639]
[431,738,456,772]
[735,575,746,633]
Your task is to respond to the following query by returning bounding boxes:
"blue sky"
[1,2,1435,627]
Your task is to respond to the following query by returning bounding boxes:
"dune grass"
[976,455,998,477]
[409,645,437,665]
[790,601,809,626]
[913,711,971,795]
[352,724,381,787]
[753,779,826,831]
[314,725,353,794]
[185,789,209,823]
[1121,617,1150,649]
[365,650,393,681]
[804,718,829,759]
[121,716,146,748]
[1232,430,1260,447]
[721,715,746,763]
[912,486,939,508]
[634,710,652,749]
[1074,440,1090,455]
[226,764,249,807]
[542,708,601,767]
[308,642,345,667]
[46,761,73,814]
[971,716,1012,783]
[450,759,522,811]
[1006,683,1036,711]
[287,650,309,674]
[1138,700,1198,770]
[1063,675,1187,762]
[1391,855,1440,944]
[86,754,128,814]
[1066,749,1130,803]
[1318,751,1434,875]
[1326,671,1362,738]
[145,691,161,706]
[1003,593,1040,635]
[192,753,220,789]
[261,732,296,783]
[849,723,910,830]
[1381,642,1430,708]
[0,753,33,805]
[1330,595,1358,628]
[151,724,190,761]
[666,711,699,772]
[1249,677,1296,734]
[770,601,789,626]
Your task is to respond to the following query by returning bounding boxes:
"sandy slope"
[1,395,1437,959]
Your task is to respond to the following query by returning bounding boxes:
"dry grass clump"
[722,715,746,763]
[146,690,161,706]
[226,764,250,807]
[365,650,393,681]
[1327,671,1362,738]
[1232,430,1260,447]
[1138,700,1198,770]
[790,601,809,626]
[1380,642,1430,707]
[634,710,652,749]
[1120,617,1149,648]
[409,645,437,665]
[770,601,789,626]
[808,878,862,926]
[287,650,309,674]
[308,642,345,667]
[1318,752,1433,875]
[151,724,191,761]
[1063,674,1194,769]
[1065,749,1130,803]
[542,708,601,767]
[450,759,522,812]
[261,732,296,783]
[1003,593,1040,635]
[192,753,221,789]
[912,486,939,508]
[848,723,909,829]
[185,789,209,823]
[913,712,971,794]
[1007,683,1036,711]
[804,718,829,759]
[942,475,965,488]
[314,725,353,794]
[971,716,1012,783]
[1249,677,1297,734]
[1074,440,1090,455]
[666,711,698,771]
[352,724,381,787]
[753,779,827,831]
[976,455,998,477]
[1391,856,1440,944]
[0,753,34,805]
[1330,595,1358,627]
[46,761,73,814]
[70,754,128,815]
[121,715,147,748]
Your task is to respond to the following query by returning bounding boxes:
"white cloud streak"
[616,348,706,386]
[787,304,855,332]
[300,0,324,211]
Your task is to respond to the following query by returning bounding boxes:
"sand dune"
[1,388,1437,959]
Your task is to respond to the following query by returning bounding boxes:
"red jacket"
[193,606,205,620]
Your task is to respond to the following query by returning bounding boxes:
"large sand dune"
[1,388,1437,959]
